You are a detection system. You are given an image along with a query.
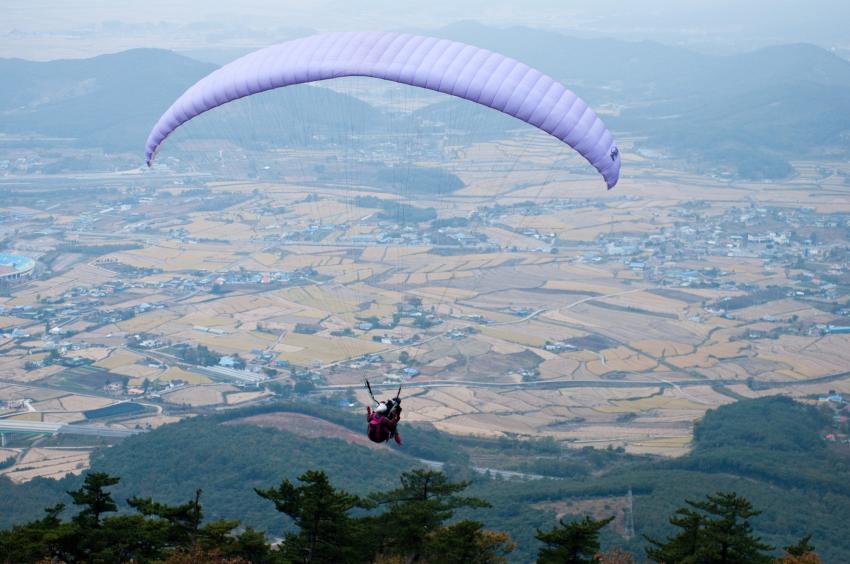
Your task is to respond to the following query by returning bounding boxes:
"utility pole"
[624,487,635,539]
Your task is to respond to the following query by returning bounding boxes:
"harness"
[365,380,402,444]
[368,401,400,443]
[368,413,388,443]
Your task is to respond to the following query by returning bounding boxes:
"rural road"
[419,458,551,481]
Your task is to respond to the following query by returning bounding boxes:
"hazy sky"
[3,0,850,60]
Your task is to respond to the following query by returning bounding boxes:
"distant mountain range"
[433,22,850,178]
[0,49,214,151]
[0,48,380,155]
[2,23,848,178]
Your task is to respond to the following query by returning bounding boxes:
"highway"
[319,370,850,394]
[0,420,145,438]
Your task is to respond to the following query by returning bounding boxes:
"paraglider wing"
[144,32,620,188]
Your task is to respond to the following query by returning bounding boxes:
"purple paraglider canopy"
[145,31,620,189]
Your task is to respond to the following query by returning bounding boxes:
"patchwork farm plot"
[2,122,850,474]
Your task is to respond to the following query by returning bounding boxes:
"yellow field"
[281,286,360,316]
[595,394,708,414]
[600,292,687,316]
[225,391,271,404]
[480,326,548,347]
[752,334,850,379]
[159,366,212,384]
[181,313,236,328]
[112,364,164,381]
[667,340,750,369]
[0,316,27,328]
[51,395,114,412]
[326,266,387,284]
[9,412,42,421]
[481,227,543,249]
[162,384,238,406]
[411,287,479,301]
[184,329,278,354]
[586,347,657,375]
[543,279,626,295]
[202,293,280,315]
[274,332,384,364]
[633,340,695,357]
[1,448,90,483]
[629,436,693,455]
[95,348,145,370]
[116,244,242,271]
[355,302,397,319]
[117,311,180,333]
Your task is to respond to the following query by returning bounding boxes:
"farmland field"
[1,108,849,471]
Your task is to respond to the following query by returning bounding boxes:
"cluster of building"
[819,392,850,443]
[583,203,850,293]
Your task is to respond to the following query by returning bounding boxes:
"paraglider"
[365,380,403,446]
[144,31,620,189]
[143,33,623,448]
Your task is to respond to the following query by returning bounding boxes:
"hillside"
[0,403,468,533]
[468,396,850,561]
[1,397,848,561]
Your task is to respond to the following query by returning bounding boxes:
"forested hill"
[0,403,469,534]
[1,396,848,562]
[466,395,850,561]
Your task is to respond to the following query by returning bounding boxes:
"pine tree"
[645,507,704,563]
[692,492,773,563]
[128,488,205,545]
[67,471,120,528]
[64,472,136,561]
[0,503,69,563]
[535,515,614,564]
[256,469,363,564]
[423,519,515,564]
[369,469,491,561]
[646,492,773,564]
[778,535,822,564]
[785,535,816,557]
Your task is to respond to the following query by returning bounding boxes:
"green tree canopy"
[256,469,363,564]
[369,469,490,561]
[67,471,120,527]
[535,515,613,564]
[646,491,773,563]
